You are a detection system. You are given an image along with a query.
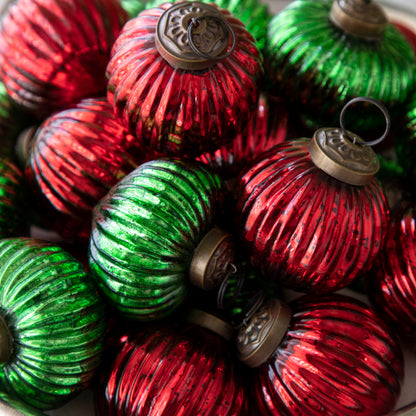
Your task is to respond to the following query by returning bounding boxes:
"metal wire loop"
[235,290,267,330]
[216,263,242,311]
[187,15,236,61]
[339,96,391,147]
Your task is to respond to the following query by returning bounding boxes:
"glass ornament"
[0,0,128,118]
[236,294,404,416]
[106,1,263,157]
[0,238,106,410]
[24,97,146,242]
[265,0,416,130]
[0,393,47,416]
[89,158,228,321]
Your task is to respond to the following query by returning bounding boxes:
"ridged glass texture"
[0,238,106,410]
[266,0,416,128]
[368,205,416,336]
[89,158,223,321]
[0,392,47,416]
[254,294,403,416]
[235,139,388,293]
[196,94,289,179]
[0,157,27,237]
[0,0,128,118]
[106,2,263,157]
[98,325,247,416]
[26,97,144,242]
[393,21,416,54]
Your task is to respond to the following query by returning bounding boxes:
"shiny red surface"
[0,0,127,117]
[254,294,403,416]
[106,2,263,157]
[368,205,416,336]
[196,94,289,179]
[99,325,248,416]
[26,97,145,242]
[235,139,389,293]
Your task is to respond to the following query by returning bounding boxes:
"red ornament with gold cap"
[235,97,389,293]
[106,0,263,157]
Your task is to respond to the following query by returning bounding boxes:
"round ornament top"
[329,0,388,40]
[155,1,235,70]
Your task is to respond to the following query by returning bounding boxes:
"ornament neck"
[15,125,37,168]
[0,315,12,364]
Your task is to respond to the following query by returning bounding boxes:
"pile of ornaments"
[0,0,415,414]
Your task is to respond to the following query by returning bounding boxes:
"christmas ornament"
[393,21,416,55]
[0,0,128,118]
[235,97,389,293]
[236,294,403,415]
[89,158,233,321]
[0,393,46,416]
[121,0,146,18]
[96,311,247,416]
[367,203,416,336]
[106,1,263,157]
[265,0,416,130]
[196,93,290,179]
[24,97,146,242]
[0,238,106,410]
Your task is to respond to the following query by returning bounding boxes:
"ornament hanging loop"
[339,96,391,147]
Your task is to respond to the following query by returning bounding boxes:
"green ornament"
[266,0,416,130]
[89,158,226,321]
[0,238,106,410]
[0,393,46,416]
[120,0,146,18]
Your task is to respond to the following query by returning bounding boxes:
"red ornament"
[196,93,290,179]
[0,0,127,117]
[97,315,248,416]
[237,294,403,416]
[25,97,147,242]
[235,136,388,294]
[106,1,263,157]
[368,204,416,336]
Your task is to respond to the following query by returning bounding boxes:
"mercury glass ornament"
[0,393,46,416]
[106,1,263,157]
[0,238,106,410]
[266,0,416,130]
[236,294,403,416]
[0,0,128,118]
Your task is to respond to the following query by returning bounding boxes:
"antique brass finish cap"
[15,125,37,168]
[189,227,235,291]
[0,315,12,364]
[156,1,235,70]
[329,0,388,41]
[187,308,233,341]
[236,298,291,368]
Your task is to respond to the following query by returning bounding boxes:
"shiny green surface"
[0,238,106,410]
[266,0,416,129]
[89,158,223,321]
[121,0,146,17]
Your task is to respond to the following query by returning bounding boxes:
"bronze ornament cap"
[0,314,12,364]
[155,1,233,70]
[308,127,380,186]
[236,298,292,368]
[329,0,388,40]
[186,308,234,341]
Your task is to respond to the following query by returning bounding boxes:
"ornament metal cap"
[155,1,236,70]
[236,298,291,368]
[15,125,37,168]
[329,0,388,40]
[187,308,233,341]
[189,227,235,291]
[0,315,12,364]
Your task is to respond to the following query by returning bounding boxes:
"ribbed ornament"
[393,21,416,55]
[368,204,416,336]
[0,238,106,410]
[89,158,223,321]
[97,324,247,416]
[251,295,403,416]
[0,393,47,416]
[0,0,128,118]
[106,1,263,157]
[235,139,388,293]
[265,0,416,129]
[25,97,145,242]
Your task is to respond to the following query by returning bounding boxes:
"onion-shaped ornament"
[235,98,389,293]
[89,158,233,321]
[236,294,403,416]
[24,97,146,243]
[0,393,47,416]
[96,311,247,415]
[0,238,106,410]
[266,0,416,130]
[0,0,128,118]
[106,1,263,157]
